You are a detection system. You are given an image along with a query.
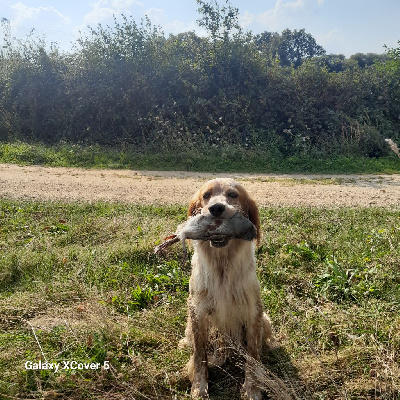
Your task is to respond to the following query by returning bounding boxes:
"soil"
[1,163,400,207]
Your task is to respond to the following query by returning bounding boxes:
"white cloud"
[109,0,142,8]
[10,2,70,28]
[280,0,306,11]
[83,4,113,27]
[144,8,199,35]
[82,0,142,28]
[239,10,254,29]
[241,1,302,32]
[145,7,164,26]
[239,0,324,33]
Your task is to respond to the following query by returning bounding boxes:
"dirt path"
[1,163,400,207]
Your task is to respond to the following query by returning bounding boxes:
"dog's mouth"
[210,238,230,248]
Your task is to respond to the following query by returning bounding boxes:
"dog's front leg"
[187,298,209,399]
[243,307,263,400]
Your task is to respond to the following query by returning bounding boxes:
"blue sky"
[1,0,399,56]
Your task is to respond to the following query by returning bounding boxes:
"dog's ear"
[188,195,202,217]
[246,197,260,244]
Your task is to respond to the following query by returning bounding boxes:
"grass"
[1,141,400,174]
[0,199,399,399]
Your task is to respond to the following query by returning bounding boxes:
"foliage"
[315,259,380,302]
[256,28,326,67]
[1,140,400,173]
[350,52,389,68]
[0,3,399,162]
[196,0,240,41]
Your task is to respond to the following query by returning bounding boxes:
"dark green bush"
[0,7,399,159]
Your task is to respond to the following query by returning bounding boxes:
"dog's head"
[188,178,260,244]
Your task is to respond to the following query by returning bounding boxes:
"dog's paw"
[191,381,209,399]
[262,312,273,343]
[178,337,189,349]
[242,381,262,400]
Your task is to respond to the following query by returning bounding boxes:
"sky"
[0,0,399,57]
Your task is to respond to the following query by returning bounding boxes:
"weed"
[315,259,381,302]
[112,285,162,313]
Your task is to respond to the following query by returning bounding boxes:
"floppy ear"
[246,197,260,245]
[188,193,202,217]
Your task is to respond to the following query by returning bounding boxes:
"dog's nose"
[209,203,225,217]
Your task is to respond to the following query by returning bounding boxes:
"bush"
[0,8,399,159]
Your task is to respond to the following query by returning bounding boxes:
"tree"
[319,53,346,72]
[349,53,388,68]
[196,0,240,42]
[378,41,400,139]
[254,31,281,62]
[257,29,325,67]
[279,29,325,67]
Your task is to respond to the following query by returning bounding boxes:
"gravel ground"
[1,163,400,207]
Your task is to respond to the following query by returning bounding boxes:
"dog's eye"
[203,192,211,199]
[227,192,238,198]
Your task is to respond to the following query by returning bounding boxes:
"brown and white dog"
[181,178,271,399]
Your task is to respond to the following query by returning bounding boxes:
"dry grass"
[385,139,400,159]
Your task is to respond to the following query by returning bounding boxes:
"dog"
[180,178,272,399]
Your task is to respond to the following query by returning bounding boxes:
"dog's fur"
[181,178,271,400]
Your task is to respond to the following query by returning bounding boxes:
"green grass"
[1,141,400,173]
[0,199,399,399]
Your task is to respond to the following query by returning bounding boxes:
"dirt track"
[1,163,400,207]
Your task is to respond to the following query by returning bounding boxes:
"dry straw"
[385,138,400,158]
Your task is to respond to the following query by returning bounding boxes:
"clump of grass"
[315,258,381,302]
[0,200,399,399]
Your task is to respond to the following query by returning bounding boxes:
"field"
[0,165,399,399]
